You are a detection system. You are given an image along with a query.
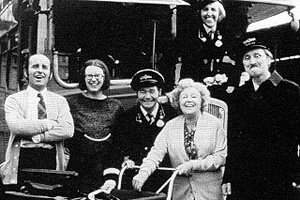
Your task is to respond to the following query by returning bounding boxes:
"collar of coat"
[268,70,283,87]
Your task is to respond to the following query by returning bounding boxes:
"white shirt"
[203,24,217,40]
[140,103,159,123]
[27,86,48,120]
[21,86,50,147]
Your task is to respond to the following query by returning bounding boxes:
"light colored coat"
[140,113,227,200]
[1,89,74,185]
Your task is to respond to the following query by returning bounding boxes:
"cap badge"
[140,74,152,81]
[243,37,256,47]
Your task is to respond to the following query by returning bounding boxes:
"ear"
[23,68,28,78]
[267,56,272,66]
[158,88,162,96]
[49,72,53,80]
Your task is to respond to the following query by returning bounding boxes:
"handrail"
[52,51,132,89]
[53,51,78,89]
[117,165,177,200]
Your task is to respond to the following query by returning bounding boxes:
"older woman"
[132,78,227,200]
[65,59,124,193]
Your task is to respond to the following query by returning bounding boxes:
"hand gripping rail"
[88,165,178,200]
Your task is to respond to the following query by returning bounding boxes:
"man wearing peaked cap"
[113,69,177,192]
[222,35,300,200]
[240,35,270,57]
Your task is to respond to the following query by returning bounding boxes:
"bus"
[0,0,299,163]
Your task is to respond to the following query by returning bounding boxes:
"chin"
[141,102,155,109]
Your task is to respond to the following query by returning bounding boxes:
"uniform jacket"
[1,89,74,185]
[140,113,227,200]
[223,71,300,199]
[114,103,177,165]
[180,23,238,84]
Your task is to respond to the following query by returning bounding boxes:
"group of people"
[0,1,300,200]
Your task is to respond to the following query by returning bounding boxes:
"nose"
[90,75,97,80]
[144,92,151,99]
[207,9,213,15]
[36,64,44,72]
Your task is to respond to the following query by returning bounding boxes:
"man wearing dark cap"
[222,36,300,200]
[113,69,177,191]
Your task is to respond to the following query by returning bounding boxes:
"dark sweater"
[65,93,124,193]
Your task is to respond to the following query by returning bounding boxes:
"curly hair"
[78,59,111,91]
[169,78,210,113]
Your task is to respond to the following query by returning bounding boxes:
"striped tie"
[147,113,154,125]
[37,93,47,119]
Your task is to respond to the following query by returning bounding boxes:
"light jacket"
[1,89,74,184]
[140,113,227,200]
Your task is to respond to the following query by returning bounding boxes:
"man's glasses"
[85,74,104,79]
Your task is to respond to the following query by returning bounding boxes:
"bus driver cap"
[242,36,269,55]
[130,69,165,91]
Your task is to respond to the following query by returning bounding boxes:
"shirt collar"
[140,103,159,118]
[27,86,48,98]
[203,24,216,34]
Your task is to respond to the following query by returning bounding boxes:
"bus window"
[52,0,173,80]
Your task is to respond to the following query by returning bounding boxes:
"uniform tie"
[147,113,154,125]
[37,93,47,119]
[209,30,214,40]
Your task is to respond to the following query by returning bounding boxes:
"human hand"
[203,77,215,86]
[158,96,169,104]
[122,157,135,168]
[100,180,116,193]
[32,134,42,143]
[222,182,232,196]
[132,171,149,191]
[47,119,58,130]
[176,161,193,176]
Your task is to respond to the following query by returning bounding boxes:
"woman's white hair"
[216,1,226,22]
[169,78,211,113]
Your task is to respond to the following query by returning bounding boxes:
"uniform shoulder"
[282,78,300,88]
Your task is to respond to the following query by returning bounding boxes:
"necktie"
[209,30,214,40]
[37,93,47,119]
[147,113,154,125]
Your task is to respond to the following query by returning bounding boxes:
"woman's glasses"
[85,74,104,80]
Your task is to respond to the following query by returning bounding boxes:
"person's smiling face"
[137,86,161,112]
[179,87,202,116]
[27,55,51,91]
[201,2,220,28]
[84,65,105,94]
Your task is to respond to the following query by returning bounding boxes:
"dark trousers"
[18,147,56,184]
